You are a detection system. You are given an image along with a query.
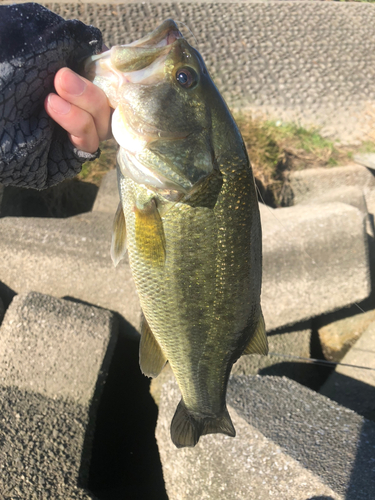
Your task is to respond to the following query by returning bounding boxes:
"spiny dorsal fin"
[111,202,127,267]
[135,198,166,267]
[243,311,268,356]
[139,315,168,378]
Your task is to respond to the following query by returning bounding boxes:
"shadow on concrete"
[346,419,375,500]
[307,497,335,500]
[0,179,98,218]
[259,361,333,392]
[0,280,16,309]
[84,320,168,500]
[321,372,375,422]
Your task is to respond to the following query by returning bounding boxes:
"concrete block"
[0,292,119,498]
[297,186,368,214]
[156,377,367,500]
[320,321,375,421]
[0,212,141,332]
[0,386,97,499]
[92,169,119,214]
[318,309,375,362]
[261,202,370,331]
[288,165,375,205]
[353,153,375,171]
[0,292,118,405]
[227,376,375,500]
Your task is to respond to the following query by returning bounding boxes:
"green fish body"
[87,20,267,448]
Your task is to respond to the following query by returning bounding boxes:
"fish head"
[86,20,232,196]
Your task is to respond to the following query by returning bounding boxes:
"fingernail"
[60,69,87,96]
[48,94,71,115]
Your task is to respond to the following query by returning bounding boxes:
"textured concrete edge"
[0,0,340,5]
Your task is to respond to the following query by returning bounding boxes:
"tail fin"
[170,400,235,448]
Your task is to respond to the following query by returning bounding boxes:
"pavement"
[25,0,375,145]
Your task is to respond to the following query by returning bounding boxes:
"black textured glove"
[0,3,103,189]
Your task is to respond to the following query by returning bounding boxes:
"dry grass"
[77,138,118,185]
[234,112,360,206]
[77,114,375,207]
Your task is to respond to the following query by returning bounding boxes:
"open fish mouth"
[85,20,202,194]
[84,19,183,98]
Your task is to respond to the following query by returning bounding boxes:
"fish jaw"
[84,21,218,195]
[84,19,183,108]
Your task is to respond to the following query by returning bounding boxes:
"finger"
[45,93,99,153]
[54,67,112,141]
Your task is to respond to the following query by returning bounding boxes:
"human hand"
[44,67,112,154]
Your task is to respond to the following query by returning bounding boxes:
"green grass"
[77,113,375,207]
[233,112,359,205]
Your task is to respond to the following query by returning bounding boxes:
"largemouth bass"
[86,20,268,448]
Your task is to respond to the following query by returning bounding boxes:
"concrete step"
[0,292,119,498]
[260,201,370,330]
[0,211,141,332]
[320,320,375,422]
[92,169,119,214]
[156,375,375,500]
[287,164,375,206]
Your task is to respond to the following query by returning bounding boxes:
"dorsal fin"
[139,315,168,378]
[111,202,127,267]
[242,311,268,355]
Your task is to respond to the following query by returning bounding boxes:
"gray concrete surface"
[227,375,375,499]
[0,386,97,499]
[92,169,119,214]
[287,164,375,206]
[156,377,342,500]
[260,201,370,330]
[32,1,375,145]
[0,212,142,332]
[296,185,368,213]
[354,153,375,171]
[320,320,375,421]
[0,292,118,404]
[0,292,119,498]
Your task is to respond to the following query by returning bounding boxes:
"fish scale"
[90,19,268,447]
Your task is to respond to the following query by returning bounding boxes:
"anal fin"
[242,310,268,356]
[111,202,127,267]
[139,315,167,378]
[135,198,166,267]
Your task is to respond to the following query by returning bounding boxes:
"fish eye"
[176,68,198,89]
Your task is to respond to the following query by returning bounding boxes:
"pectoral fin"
[111,203,127,267]
[139,315,168,378]
[135,198,166,267]
[243,311,268,356]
